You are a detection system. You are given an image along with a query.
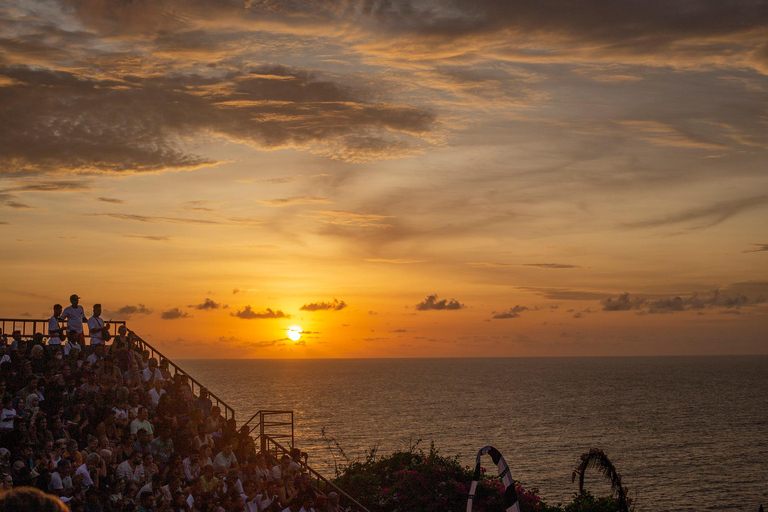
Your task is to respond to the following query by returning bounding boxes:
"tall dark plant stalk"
[572,448,632,512]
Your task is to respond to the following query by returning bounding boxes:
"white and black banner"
[466,446,521,512]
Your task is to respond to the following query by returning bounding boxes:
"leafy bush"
[331,442,616,512]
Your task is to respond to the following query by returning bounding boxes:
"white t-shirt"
[214,451,237,469]
[76,463,93,486]
[61,305,86,333]
[142,367,164,383]
[48,316,62,344]
[116,460,145,483]
[49,471,72,491]
[148,388,166,407]
[0,408,16,429]
[130,418,154,436]
[87,316,105,345]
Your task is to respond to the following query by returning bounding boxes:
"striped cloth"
[466,446,520,512]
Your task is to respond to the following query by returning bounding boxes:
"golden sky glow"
[1,0,767,358]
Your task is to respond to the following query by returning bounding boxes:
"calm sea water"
[179,357,768,512]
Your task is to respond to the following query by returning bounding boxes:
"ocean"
[179,356,768,511]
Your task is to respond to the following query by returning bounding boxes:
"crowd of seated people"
[0,302,344,512]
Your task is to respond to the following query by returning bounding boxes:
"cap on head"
[70,294,80,302]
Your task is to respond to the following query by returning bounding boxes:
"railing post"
[260,412,266,454]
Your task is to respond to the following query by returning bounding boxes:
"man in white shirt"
[60,294,87,342]
[76,453,101,488]
[116,451,145,484]
[87,345,105,366]
[148,379,166,408]
[213,444,238,471]
[87,304,110,346]
[48,304,64,346]
[182,453,202,482]
[49,460,73,497]
[142,358,164,387]
[130,407,154,438]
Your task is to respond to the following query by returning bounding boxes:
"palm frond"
[571,448,632,512]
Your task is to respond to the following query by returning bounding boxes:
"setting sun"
[286,326,302,342]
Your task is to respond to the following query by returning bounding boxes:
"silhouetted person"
[88,303,110,346]
[47,303,64,345]
[60,293,87,344]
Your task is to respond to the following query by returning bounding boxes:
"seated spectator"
[213,443,238,471]
[87,345,106,366]
[76,452,102,488]
[141,358,163,387]
[49,459,74,498]
[116,450,145,484]
[199,464,219,494]
[147,380,166,409]
[150,427,174,466]
[182,452,201,482]
[193,388,212,418]
[130,408,154,439]
[133,429,152,455]
[141,453,159,485]
[0,396,16,432]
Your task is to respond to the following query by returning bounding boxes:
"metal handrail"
[242,410,295,454]
[266,435,371,512]
[127,329,236,421]
[0,318,126,338]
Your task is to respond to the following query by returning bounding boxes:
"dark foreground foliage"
[331,443,619,512]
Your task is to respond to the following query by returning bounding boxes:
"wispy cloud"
[183,200,218,212]
[5,181,93,193]
[518,287,609,300]
[313,210,393,228]
[98,197,125,204]
[261,197,331,207]
[124,234,171,241]
[491,305,529,319]
[623,195,768,230]
[743,244,768,253]
[365,258,425,264]
[87,213,223,225]
[469,262,580,269]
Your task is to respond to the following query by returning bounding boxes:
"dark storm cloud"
[491,305,529,319]
[299,299,347,311]
[161,307,189,319]
[622,195,768,230]
[188,298,225,310]
[415,294,464,311]
[0,64,435,176]
[231,306,289,319]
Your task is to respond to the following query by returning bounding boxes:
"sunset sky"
[2,0,767,358]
